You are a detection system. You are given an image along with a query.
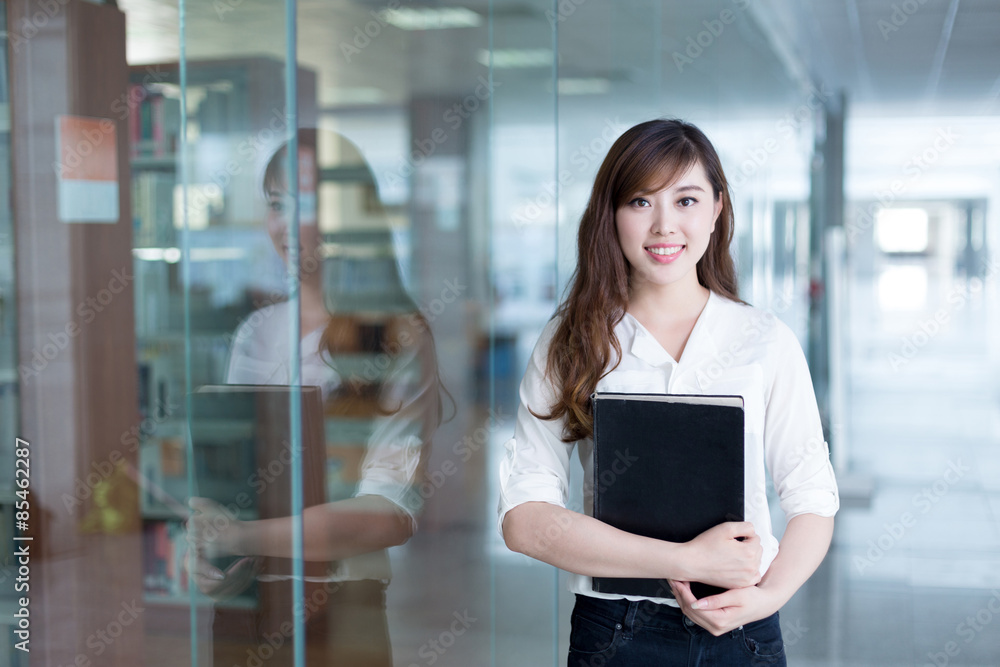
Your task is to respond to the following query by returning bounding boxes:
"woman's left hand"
[669,580,780,636]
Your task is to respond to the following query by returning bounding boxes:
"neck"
[299,279,325,309]
[627,274,710,324]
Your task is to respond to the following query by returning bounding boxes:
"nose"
[650,206,674,236]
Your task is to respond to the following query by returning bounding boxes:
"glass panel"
[488,1,560,662]
[547,1,816,661]
[129,1,305,663]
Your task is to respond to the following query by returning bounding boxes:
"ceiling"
[119,0,1000,118]
[751,0,1000,116]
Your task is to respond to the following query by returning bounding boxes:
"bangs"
[262,146,288,198]
[612,137,699,208]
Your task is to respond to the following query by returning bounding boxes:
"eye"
[678,196,698,207]
[268,198,285,213]
[629,197,651,208]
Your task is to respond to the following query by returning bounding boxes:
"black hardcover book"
[189,384,328,578]
[591,392,745,599]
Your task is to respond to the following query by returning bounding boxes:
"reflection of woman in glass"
[500,120,838,665]
[187,131,442,666]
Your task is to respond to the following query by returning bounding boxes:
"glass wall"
[127,1,819,665]
[0,0,821,665]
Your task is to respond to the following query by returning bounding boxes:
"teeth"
[647,246,683,256]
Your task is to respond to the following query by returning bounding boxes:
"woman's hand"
[185,497,259,598]
[186,551,261,598]
[679,522,762,589]
[186,497,244,558]
[669,580,780,636]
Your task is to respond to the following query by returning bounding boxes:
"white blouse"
[498,290,840,604]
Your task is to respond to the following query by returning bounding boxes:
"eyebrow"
[636,183,706,196]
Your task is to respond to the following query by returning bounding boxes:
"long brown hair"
[536,118,740,442]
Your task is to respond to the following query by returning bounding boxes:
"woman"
[499,119,839,665]
[187,131,443,666]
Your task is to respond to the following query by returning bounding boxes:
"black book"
[189,384,328,578]
[591,392,745,599]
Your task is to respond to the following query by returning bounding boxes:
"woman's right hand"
[680,521,762,589]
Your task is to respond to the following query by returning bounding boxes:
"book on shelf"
[128,85,179,160]
[590,392,745,600]
[142,519,190,598]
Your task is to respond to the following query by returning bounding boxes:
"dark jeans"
[568,594,786,666]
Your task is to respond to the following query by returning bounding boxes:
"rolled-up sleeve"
[763,322,840,520]
[497,322,577,538]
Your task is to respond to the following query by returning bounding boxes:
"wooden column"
[9,1,142,665]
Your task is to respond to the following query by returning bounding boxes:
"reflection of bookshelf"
[128,57,318,631]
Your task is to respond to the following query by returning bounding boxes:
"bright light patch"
[557,78,611,95]
[877,265,927,312]
[132,247,246,262]
[876,208,929,253]
[385,7,482,30]
[173,184,222,231]
[477,49,553,69]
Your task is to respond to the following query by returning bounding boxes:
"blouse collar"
[623,290,721,368]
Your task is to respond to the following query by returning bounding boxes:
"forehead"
[637,160,710,195]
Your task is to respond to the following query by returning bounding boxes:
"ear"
[711,196,723,233]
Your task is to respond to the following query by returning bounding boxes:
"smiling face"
[614,160,722,298]
[264,173,323,271]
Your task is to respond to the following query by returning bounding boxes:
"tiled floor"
[385,266,1000,666]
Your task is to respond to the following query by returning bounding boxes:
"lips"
[644,244,685,264]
